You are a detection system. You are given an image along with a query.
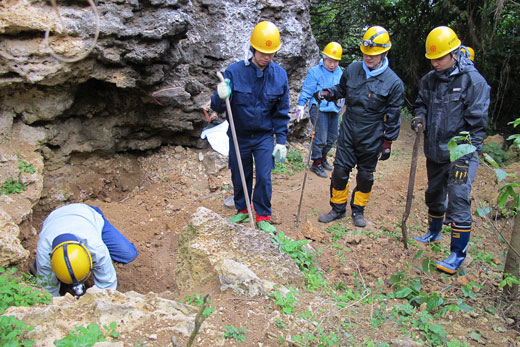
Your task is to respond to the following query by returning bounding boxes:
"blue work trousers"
[88,206,138,264]
[309,105,339,160]
[425,153,479,225]
[229,132,274,217]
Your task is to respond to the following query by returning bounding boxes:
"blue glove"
[217,78,231,100]
[272,144,287,163]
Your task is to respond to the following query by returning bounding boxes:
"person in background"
[461,46,475,62]
[315,26,404,228]
[295,42,344,178]
[211,21,290,234]
[411,26,490,274]
[33,203,138,296]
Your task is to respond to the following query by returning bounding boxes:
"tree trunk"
[503,211,520,299]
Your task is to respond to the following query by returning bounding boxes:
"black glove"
[411,115,425,132]
[448,160,469,185]
[379,140,392,161]
[313,89,331,101]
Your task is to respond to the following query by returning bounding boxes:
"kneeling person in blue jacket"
[33,203,138,296]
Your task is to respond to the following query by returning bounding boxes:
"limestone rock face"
[0,0,317,207]
[175,207,304,296]
[0,208,29,267]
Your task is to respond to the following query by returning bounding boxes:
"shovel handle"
[216,71,255,229]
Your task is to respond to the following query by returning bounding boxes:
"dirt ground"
[20,122,519,346]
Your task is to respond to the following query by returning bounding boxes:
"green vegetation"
[184,294,216,318]
[223,325,246,342]
[272,148,305,175]
[0,159,35,196]
[0,315,34,347]
[54,322,118,347]
[0,267,51,314]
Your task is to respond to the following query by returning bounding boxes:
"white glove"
[217,78,231,100]
[295,105,305,122]
[272,144,287,163]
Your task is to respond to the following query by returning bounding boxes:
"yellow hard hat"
[250,21,281,54]
[322,42,343,60]
[360,26,391,55]
[50,234,93,285]
[461,46,475,61]
[425,26,461,59]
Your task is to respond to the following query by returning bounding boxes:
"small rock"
[148,334,157,340]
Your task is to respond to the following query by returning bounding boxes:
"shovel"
[217,71,255,229]
[401,124,422,249]
[296,105,321,227]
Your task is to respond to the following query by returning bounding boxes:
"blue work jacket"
[298,59,343,113]
[211,59,290,144]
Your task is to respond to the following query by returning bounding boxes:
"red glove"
[379,140,392,161]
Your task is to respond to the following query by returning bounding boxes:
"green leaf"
[421,258,436,274]
[450,143,476,162]
[496,168,508,182]
[483,153,499,168]
[395,287,413,298]
[413,250,424,260]
[475,206,491,217]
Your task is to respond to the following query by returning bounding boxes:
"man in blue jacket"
[296,42,344,178]
[412,26,490,274]
[33,203,138,296]
[316,26,404,228]
[211,21,290,234]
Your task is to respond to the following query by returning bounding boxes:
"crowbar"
[296,105,321,227]
[401,124,422,249]
[216,71,255,229]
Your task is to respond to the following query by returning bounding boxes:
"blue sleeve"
[273,72,290,144]
[298,69,318,107]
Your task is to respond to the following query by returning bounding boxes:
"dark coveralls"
[211,59,290,218]
[414,59,489,257]
[325,61,404,216]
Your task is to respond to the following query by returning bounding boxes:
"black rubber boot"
[352,213,366,227]
[318,209,345,223]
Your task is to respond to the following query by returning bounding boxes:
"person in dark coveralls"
[211,21,290,234]
[411,26,490,274]
[315,26,404,228]
[295,41,344,178]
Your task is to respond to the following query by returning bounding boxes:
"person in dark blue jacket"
[411,26,490,274]
[315,26,404,228]
[296,42,344,178]
[211,21,290,234]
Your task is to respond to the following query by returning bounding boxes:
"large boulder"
[175,207,304,297]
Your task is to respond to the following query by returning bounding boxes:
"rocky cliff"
[0,0,318,219]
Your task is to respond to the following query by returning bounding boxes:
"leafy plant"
[223,325,246,342]
[271,287,299,315]
[327,224,349,242]
[272,148,304,175]
[0,159,36,196]
[0,315,34,347]
[184,294,216,318]
[0,267,51,314]
[54,322,118,347]
[482,142,510,166]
